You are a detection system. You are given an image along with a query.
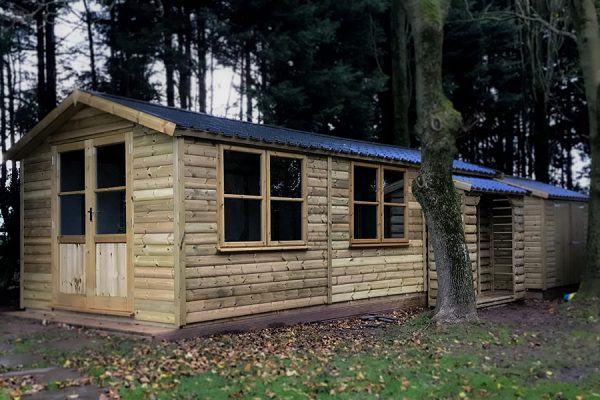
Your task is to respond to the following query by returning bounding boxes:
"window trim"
[350,162,409,246]
[217,145,307,250]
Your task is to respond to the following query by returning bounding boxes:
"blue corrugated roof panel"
[453,175,528,195]
[90,91,496,176]
[501,176,588,201]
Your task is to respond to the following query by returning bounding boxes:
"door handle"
[88,207,94,222]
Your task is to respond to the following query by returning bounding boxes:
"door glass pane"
[60,194,85,235]
[60,150,85,192]
[353,166,377,202]
[271,201,302,241]
[384,206,405,239]
[270,157,302,198]
[97,143,125,189]
[383,170,404,203]
[354,204,377,239]
[224,198,261,242]
[224,150,261,195]
[96,190,126,234]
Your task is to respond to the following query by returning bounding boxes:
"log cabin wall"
[182,138,329,324]
[21,140,53,310]
[544,200,587,289]
[131,126,178,324]
[511,197,526,299]
[523,196,545,290]
[329,159,425,304]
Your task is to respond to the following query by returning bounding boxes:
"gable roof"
[499,176,588,201]
[90,91,496,176]
[453,175,528,195]
[2,89,588,203]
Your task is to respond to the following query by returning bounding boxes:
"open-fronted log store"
[4,90,588,327]
[428,176,528,308]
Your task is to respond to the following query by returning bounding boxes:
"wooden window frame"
[217,145,307,250]
[350,162,408,246]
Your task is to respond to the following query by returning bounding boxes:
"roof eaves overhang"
[493,178,549,199]
[3,89,177,161]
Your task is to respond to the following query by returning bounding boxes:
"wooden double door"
[53,134,132,314]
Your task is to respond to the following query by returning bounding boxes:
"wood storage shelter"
[5,89,504,328]
[499,176,588,293]
[428,176,528,308]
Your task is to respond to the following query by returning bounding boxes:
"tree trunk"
[245,48,253,122]
[569,0,600,297]
[35,7,46,120]
[404,0,477,323]
[82,0,97,91]
[44,1,57,114]
[196,8,207,113]
[163,1,175,108]
[533,87,550,183]
[390,0,411,147]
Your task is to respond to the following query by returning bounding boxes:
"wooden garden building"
[3,89,588,328]
[499,176,588,294]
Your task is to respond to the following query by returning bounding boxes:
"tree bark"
[44,0,57,114]
[404,0,477,323]
[533,86,550,183]
[569,0,600,297]
[390,0,411,147]
[35,7,46,120]
[196,8,207,113]
[82,0,98,91]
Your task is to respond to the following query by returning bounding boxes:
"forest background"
[0,0,588,292]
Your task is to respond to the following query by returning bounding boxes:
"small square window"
[224,198,262,242]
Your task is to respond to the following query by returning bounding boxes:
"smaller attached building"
[500,176,588,293]
[428,175,528,307]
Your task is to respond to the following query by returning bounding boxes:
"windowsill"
[217,245,309,253]
[350,241,410,248]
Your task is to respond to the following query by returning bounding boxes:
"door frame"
[51,131,134,315]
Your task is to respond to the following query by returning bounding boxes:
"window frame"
[217,145,307,250]
[350,162,409,246]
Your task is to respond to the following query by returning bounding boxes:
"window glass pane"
[354,204,378,239]
[224,150,261,195]
[384,170,404,203]
[60,194,85,235]
[224,198,261,242]
[97,143,126,189]
[96,190,126,234]
[270,157,302,198]
[60,150,85,192]
[271,201,302,241]
[384,206,405,239]
[353,166,377,202]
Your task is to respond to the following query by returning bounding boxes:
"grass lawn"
[1,300,599,399]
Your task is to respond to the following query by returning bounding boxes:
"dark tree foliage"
[217,0,389,140]
[97,0,162,100]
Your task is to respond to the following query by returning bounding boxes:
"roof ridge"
[83,89,495,175]
[86,90,422,154]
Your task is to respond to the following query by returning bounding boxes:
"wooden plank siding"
[523,196,545,289]
[511,197,526,299]
[329,159,425,304]
[22,142,53,309]
[182,138,329,324]
[132,126,177,324]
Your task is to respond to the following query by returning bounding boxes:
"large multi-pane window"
[220,147,305,248]
[351,163,407,245]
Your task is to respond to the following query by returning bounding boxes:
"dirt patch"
[477,299,600,384]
